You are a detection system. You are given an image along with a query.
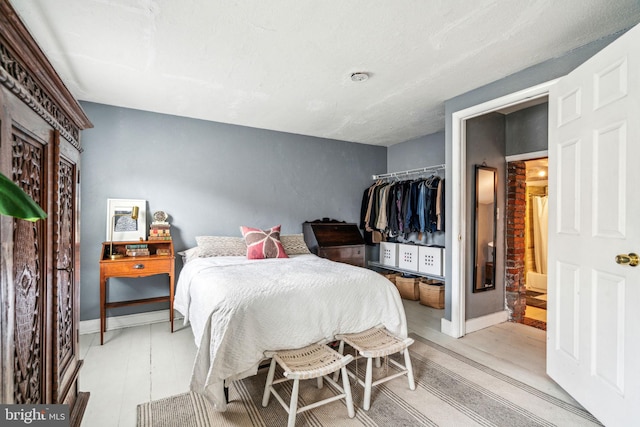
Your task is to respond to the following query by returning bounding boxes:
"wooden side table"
[99,240,175,344]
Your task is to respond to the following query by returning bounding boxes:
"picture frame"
[106,198,146,242]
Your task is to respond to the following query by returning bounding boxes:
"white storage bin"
[397,244,419,271]
[379,242,398,267]
[418,246,443,276]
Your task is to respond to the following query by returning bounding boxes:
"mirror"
[473,165,497,292]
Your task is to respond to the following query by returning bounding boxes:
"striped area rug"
[137,335,601,426]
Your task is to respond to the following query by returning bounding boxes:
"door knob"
[615,253,639,267]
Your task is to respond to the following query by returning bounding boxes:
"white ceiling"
[10,0,640,146]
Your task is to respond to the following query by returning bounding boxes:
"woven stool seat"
[262,342,355,427]
[335,326,416,410]
[339,327,413,358]
[273,342,351,380]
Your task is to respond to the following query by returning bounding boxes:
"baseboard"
[81,308,507,337]
[465,310,509,334]
[70,392,89,427]
[440,318,457,337]
[79,309,183,335]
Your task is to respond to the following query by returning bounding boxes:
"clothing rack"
[372,164,446,180]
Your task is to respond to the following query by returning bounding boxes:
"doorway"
[448,80,555,338]
[505,157,549,331]
[448,25,640,425]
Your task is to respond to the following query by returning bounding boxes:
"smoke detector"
[350,72,369,82]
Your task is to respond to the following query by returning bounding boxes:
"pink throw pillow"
[240,225,289,259]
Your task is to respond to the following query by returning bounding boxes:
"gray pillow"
[195,235,247,257]
[280,234,311,255]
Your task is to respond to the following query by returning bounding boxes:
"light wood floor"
[78,302,575,427]
[401,300,569,402]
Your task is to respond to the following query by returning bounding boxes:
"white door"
[547,24,640,426]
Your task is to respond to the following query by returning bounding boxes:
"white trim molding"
[449,79,557,338]
[505,150,549,162]
[440,318,455,337]
[465,310,509,334]
[79,309,183,335]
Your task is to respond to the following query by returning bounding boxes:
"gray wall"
[442,30,628,321]
[465,114,506,318]
[505,103,548,156]
[79,102,386,321]
[387,131,445,172]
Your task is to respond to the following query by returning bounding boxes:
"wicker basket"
[380,271,399,284]
[394,276,420,300]
[419,280,444,309]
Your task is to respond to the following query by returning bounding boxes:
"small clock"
[152,210,168,223]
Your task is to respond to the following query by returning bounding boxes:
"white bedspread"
[174,254,407,411]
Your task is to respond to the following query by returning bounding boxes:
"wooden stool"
[262,342,355,427]
[335,327,416,410]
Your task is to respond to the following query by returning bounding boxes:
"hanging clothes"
[375,184,390,230]
[359,174,445,238]
[436,178,445,231]
[361,180,383,231]
[360,180,385,244]
[387,183,399,235]
[425,175,441,233]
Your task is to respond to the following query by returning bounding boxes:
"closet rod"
[372,163,446,180]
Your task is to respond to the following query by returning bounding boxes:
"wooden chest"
[303,221,366,267]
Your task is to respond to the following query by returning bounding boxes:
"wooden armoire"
[0,1,93,425]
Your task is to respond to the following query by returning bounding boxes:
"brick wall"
[505,161,527,322]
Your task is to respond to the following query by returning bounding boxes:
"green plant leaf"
[0,172,47,221]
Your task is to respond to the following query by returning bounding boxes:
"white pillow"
[177,247,201,264]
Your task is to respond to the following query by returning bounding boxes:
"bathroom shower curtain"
[532,195,548,274]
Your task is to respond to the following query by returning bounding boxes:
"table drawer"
[102,257,173,277]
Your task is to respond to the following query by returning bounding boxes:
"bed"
[174,252,407,411]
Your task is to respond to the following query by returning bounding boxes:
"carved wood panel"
[0,42,81,147]
[11,128,46,404]
[53,154,75,402]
